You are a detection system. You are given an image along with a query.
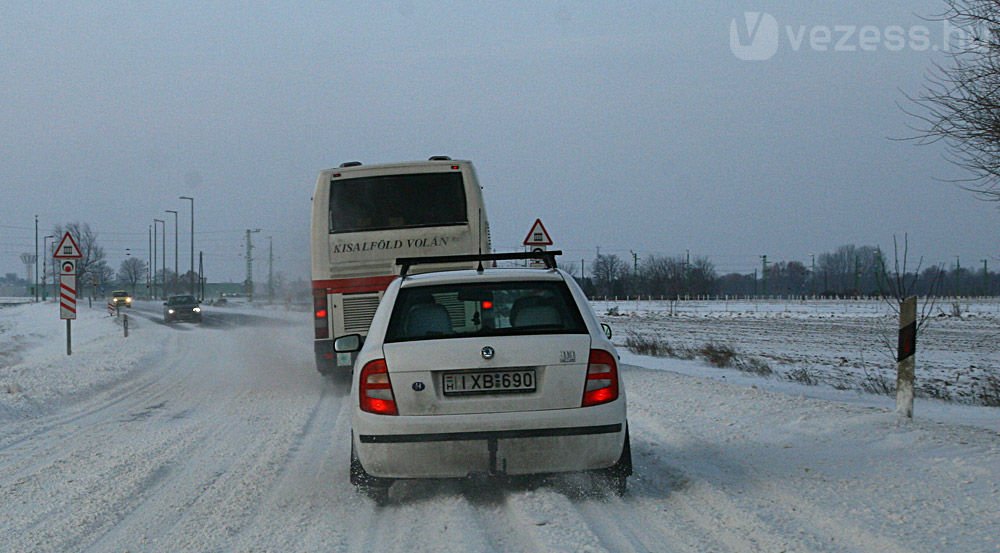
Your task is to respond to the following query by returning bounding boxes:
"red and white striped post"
[59,260,77,355]
[53,232,82,356]
[896,296,917,418]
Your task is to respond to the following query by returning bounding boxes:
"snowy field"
[596,298,1000,409]
[0,299,997,552]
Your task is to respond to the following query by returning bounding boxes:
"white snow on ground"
[0,299,997,552]
[596,298,1000,410]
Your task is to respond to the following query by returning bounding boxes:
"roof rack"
[396,250,562,277]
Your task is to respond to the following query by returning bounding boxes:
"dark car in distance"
[163,295,202,323]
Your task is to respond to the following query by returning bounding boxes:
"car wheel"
[350,436,392,505]
[600,427,632,497]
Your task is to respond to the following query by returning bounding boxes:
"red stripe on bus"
[312,275,396,294]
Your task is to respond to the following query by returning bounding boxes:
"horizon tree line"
[575,245,998,299]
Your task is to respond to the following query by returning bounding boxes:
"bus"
[310,157,491,375]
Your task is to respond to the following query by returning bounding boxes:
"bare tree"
[904,0,1000,201]
[638,255,683,297]
[591,254,629,297]
[118,257,147,296]
[687,256,718,296]
[817,245,882,295]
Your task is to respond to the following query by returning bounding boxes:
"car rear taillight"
[582,349,619,407]
[359,359,398,416]
[313,290,329,340]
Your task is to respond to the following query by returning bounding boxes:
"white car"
[336,252,630,503]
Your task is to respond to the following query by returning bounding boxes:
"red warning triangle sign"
[522,219,553,246]
[53,232,82,259]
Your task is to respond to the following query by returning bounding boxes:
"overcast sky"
[2,1,999,283]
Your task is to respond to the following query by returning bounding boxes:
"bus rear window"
[329,172,468,233]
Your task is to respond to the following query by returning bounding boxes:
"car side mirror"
[601,323,613,340]
[334,334,363,353]
[163,302,168,306]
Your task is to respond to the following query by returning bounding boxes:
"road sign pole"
[53,232,82,356]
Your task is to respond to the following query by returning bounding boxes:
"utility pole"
[810,254,816,296]
[245,229,261,302]
[853,255,860,296]
[166,209,178,294]
[983,259,989,296]
[152,220,159,299]
[180,196,195,295]
[761,255,768,296]
[34,214,38,302]
[630,250,639,275]
[685,249,691,296]
[199,251,204,301]
[267,236,274,304]
[955,256,961,296]
[155,219,165,299]
[43,235,54,301]
[148,225,152,298]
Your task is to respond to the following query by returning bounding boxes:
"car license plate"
[442,369,536,395]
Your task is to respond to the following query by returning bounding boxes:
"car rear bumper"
[166,312,201,321]
[353,400,626,478]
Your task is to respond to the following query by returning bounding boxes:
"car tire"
[350,436,391,505]
[600,426,632,497]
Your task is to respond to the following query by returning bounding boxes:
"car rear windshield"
[385,280,587,342]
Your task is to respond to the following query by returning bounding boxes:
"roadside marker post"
[53,232,83,356]
[896,296,917,418]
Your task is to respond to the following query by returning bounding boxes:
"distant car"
[110,290,132,308]
[163,295,202,323]
[336,253,630,503]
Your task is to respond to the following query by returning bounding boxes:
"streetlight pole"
[166,209,178,294]
[180,196,194,295]
[148,225,152,299]
[43,235,54,301]
[152,221,158,299]
[34,215,39,302]
[245,228,260,302]
[154,219,165,300]
[268,235,274,304]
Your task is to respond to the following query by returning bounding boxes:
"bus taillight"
[313,290,329,340]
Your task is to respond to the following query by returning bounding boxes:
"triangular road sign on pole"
[523,219,553,246]
[53,232,82,259]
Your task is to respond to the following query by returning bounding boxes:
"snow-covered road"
[1,303,997,552]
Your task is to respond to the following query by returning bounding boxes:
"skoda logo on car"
[481,346,495,360]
